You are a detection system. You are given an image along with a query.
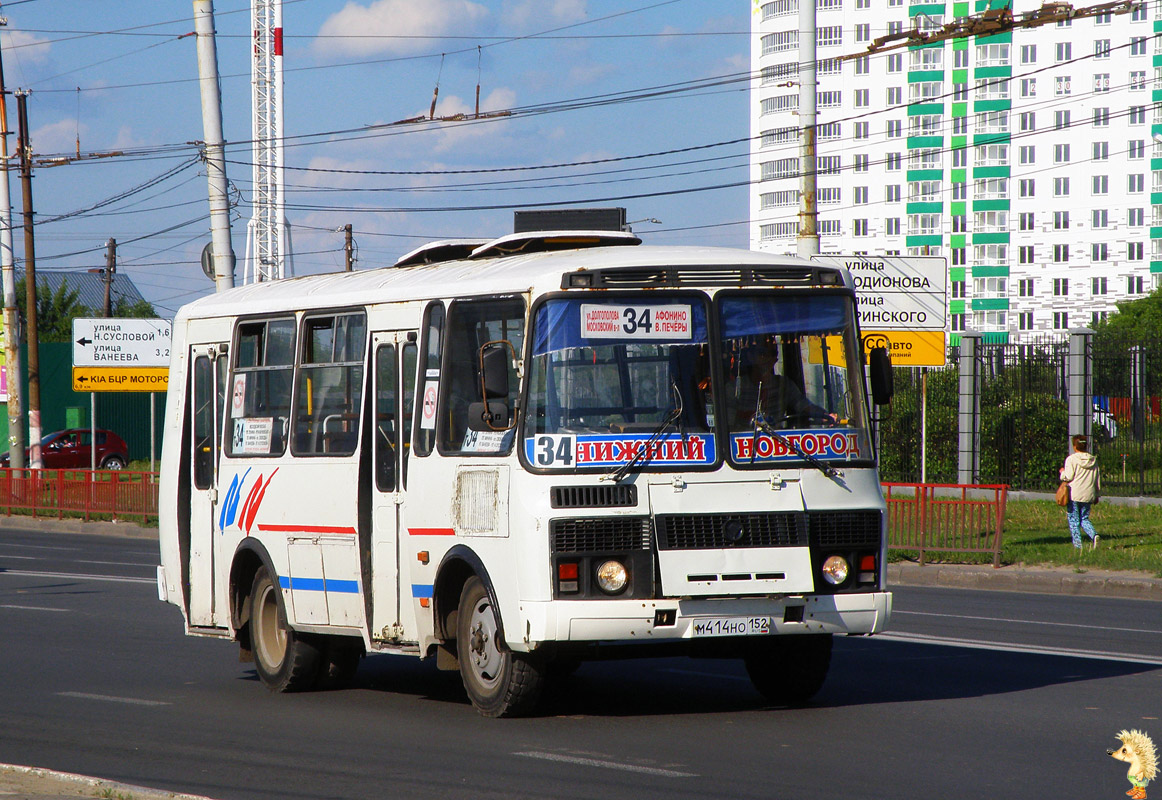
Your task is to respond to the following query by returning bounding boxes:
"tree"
[1094,286,1162,343]
[113,296,158,319]
[15,278,89,343]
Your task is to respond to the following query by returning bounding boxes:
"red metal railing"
[0,468,159,525]
[882,483,1008,568]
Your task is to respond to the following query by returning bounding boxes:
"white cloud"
[502,0,587,29]
[32,119,84,156]
[0,30,51,63]
[315,0,490,57]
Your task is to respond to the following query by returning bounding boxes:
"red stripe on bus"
[256,524,357,535]
[409,527,455,536]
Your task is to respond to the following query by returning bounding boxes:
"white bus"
[157,230,894,717]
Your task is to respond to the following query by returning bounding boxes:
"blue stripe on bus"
[277,576,359,593]
[411,584,434,599]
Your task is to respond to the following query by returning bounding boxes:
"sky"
[0,0,752,316]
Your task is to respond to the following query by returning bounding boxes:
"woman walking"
[1060,434,1101,549]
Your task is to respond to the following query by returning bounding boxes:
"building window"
[1128,275,1146,294]
[1020,44,1036,64]
[817,154,841,175]
[951,280,965,298]
[1094,39,1111,59]
[885,217,901,235]
[1054,311,1069,329]
[819,186,841,204]
[1054,278,1070,296]
[1092,208,1109,227]
[761,32,798,54]
[854,218,869,236]
[1128,207,1145,226]
[951,313,965,332]
[1054,110,1070,130]
[1053,177,1070,197]
[885,184,901,202]
[854,56,871,75]
[885,119,902,138]
[952,181,967,200]
[1053,143,1071,163]
[855,23,871,42]
[1019,112,1036,132]
[1019,212,1034,231]
[1018,145,1035,165]
[1132,2,1147,21]
[854,88,870,107]
[1055,75,1071,95]
[887,86,902,105]
[854,185,869,204]
[1130,105,1146,124]
[951,247,966,266]
[1093,107,1110,126]
[1128,173,1145,192]
[1019,278,1035,296]
[817,25,843,46]
[1019,245,1035,264]
[1130,36,1147,55]
[887,53,902,72]
[1092,276,1108,294]
[952,115,968,134]
[952,214,967,232]
[954,48,968,68]
[1020,78,1036,97]
[1053,244,1070,262]
[1055,42,1072,62]
[1018,178,1035,198]
[1129,241,1145,259]
[1019,311,1034,331]
[1130,70,1146,90]
[1093,141,1109,161]
[1129,139,1146,159]
[886,152,901,171]
[1092,175,1109,195]
[953,147,968,167]
[1053,210,1070,229]
[853,153,869,172]
[1094,73,1110,92]
[1092,243,1109,262]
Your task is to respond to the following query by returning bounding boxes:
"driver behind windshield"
[732,339,830,428]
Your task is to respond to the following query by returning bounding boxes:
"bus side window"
[413,302,444,457]
[374,343,397,491]
[193,356,214,489]
[228,318,295,457]
[401,342,417,486]
[293,312,367,457]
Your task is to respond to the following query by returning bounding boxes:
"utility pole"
[103,238,115,317]
[796,0,819,259]
[343,224,354,272]
[16,90,41,469]
[0,18,25,469]
[193,0,236,293]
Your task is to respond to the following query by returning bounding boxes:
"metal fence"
[883,482,1008,567]
[0,468,159,524]
[880,333,1162,496]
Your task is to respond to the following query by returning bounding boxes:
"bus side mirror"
[468,342,515,432]
[869,346,893,406]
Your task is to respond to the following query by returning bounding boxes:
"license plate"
[690,616,773,637]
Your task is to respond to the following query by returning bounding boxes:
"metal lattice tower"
[244,0,292,283]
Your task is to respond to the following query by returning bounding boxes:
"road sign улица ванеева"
[71,318,172,392]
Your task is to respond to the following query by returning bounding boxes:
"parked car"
[0,428,129,470]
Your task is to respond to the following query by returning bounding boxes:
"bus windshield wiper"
[753,413,840,479]
[602,381,684,483]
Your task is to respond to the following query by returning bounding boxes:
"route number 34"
[534,435,574,466]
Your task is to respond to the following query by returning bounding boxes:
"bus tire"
[743,633,832,706]
[456,576,544,718]
[249,566,321,693]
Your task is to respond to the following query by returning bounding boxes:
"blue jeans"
[1067,501,1097,548]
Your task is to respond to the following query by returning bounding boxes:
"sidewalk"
[0,764,214,800]
[889,560,1162,601]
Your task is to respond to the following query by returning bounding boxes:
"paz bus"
[156,229,894,717]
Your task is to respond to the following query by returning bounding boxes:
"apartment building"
[750,0,1161,342]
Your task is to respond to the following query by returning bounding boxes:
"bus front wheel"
[456,576,544,717]
[249,566,321,692]
[743,633,833,706]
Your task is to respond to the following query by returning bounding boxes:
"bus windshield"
[523,296,715,471]
[718,293,870,467]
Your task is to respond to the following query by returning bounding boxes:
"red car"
[0,428,129,470]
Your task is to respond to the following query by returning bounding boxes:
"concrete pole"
[957,331,982,484]
[193,0,235,292]
[0,31,25,468]
[1066,328,1093,453]
[796,0,819,259]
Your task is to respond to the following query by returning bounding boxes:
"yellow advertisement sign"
[861,330,947,367]
[807,331,947,368]
[72,366,169,392]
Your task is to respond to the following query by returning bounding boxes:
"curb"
[0,515,158,539]
[0,764,215,800]
[888,562,1162,602]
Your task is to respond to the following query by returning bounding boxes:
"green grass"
[891,499,1162,577]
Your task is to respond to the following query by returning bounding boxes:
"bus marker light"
[417,550,430,565]
[558,562,579,593]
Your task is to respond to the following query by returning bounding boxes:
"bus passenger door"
[188,343,227,627]
[369,332,417,640]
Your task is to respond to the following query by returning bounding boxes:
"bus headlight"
[595,560,628,594]
[821,555,849,586]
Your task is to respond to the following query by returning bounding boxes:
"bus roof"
[175,235,848,321]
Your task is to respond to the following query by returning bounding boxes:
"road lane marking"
[0,569,154,585]
[0,604,69,612]
[877,631,1162,665]
[58,692,170,707]
[0,542,77,551]
[894,609,1162,637]
[514,751,696,778]
[78,559,159,568]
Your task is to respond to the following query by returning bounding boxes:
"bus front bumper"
[516,591,891,649]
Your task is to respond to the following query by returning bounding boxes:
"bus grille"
[550,517,652,553]
[550,484,638,509]
[808,510,883,547]
[655,513,807,550]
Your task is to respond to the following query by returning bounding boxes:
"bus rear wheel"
[249,566,321,692]
[743,633,833,706]
[456,576,544,718]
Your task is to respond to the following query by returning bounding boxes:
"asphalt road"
[1,527,1160,800]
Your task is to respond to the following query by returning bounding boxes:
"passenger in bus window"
[733,340,831,428]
